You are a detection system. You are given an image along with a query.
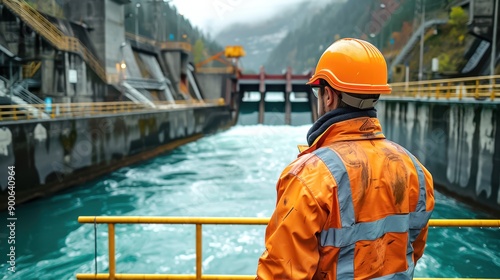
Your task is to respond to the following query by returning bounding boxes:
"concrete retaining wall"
[0,105,232,206]
[378,98,500,214]
[195,73,232,101]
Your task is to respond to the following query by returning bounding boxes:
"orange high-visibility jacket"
[257,116,434,280]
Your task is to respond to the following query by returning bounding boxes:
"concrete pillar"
[285,91,291,125]
[64,52,72,99]
[41,55,55,95]
[259,91,266,124]
[285,67,292,125]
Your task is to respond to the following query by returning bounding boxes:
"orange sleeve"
[412,163,435,263]
[256,173,327,279]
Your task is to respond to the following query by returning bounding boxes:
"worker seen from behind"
[256,38,435,279]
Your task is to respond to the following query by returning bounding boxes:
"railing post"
[109,224,116,280]
[196,224,202,280]
[458,82,463,100]
[491,78,496,101]
[446,82,451,99]
[436,83,440,99]
[475,80,479,99]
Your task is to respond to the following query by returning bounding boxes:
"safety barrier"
[125,32,192,53]
[76,216,500,280]
[0,99,225,121]
[1,0,107,82]
[389,75,500,101]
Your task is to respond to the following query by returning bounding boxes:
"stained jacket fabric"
[256,109,434,280]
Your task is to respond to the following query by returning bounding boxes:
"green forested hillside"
[264,0,452,74]
[25,0,222,64]
[124,0,222,62]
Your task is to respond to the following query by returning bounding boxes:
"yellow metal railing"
[389,75,500,101]
[2,0,107,82]
[22,61,42,78]
[0,100,225,121]
[76,217,500,280]
[125,32,192,53]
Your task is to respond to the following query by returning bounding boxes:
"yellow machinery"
[195,46,246,74]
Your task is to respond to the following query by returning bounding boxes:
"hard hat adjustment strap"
[340,92,378,109]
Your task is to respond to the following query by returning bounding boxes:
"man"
[256,38,434,279]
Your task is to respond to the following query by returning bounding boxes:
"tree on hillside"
[449,6,468,26]
[193,39,205,65]
[449,6,468,45]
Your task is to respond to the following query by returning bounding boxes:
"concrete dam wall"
[378,99,500,214]
[0,106,232,206]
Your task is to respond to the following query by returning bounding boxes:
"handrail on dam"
[389,75,500,101]
[125,32,192,53]
[0,99,225,121]
[76,216,500,280]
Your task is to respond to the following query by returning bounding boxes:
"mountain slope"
[264,0,381,73]
[215,0,339,73]
[264,0,455,74]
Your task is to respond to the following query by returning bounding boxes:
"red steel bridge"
[235,66,315,125]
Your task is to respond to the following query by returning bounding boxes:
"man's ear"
[323,86,335,107]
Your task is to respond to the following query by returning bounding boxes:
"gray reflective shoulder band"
[313,147,355,279]
[402,147,432,243]
[313,147,354,227]
[402,148,427,214]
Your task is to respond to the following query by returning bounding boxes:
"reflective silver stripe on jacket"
[402,147,432,243]
[314,146,430,279]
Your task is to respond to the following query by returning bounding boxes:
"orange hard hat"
[307,38,391,94]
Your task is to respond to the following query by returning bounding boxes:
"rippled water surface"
[1,125,499,279]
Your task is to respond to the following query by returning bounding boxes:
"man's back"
[257,38,434,280]
[257,116,434,279]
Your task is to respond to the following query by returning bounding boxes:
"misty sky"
[170,0,311,35]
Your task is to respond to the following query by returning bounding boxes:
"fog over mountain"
[214,0,342,73]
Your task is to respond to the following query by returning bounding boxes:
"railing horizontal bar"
[75,274,500,280]
[78,216,270,225]
[76,273,500,280]
[76,274,253,279]
[429,219,500,227]
[390,75,500,86]
[78,217,500,227]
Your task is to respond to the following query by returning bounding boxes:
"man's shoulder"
[283,150,339,185]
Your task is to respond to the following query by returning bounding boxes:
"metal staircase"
[0,0,107,82]
[0,76,49,119]
[389,19,448,78]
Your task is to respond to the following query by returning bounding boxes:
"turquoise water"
[1,124,499,279]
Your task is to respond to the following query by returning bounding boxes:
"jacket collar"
[298,108,385,155]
